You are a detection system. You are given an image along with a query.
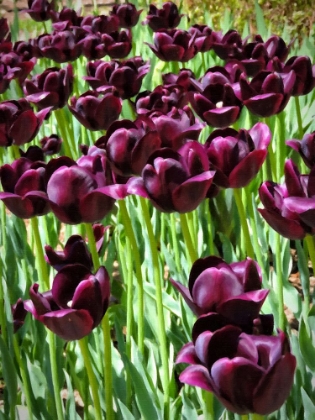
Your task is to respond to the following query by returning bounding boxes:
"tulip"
[45,235,93,271]
[101,29,132,59]
[89,14,120,34]
[282,55,315,96]
[68,88,122,131]
[135,85,189,115]
[50,7,84,28]
[12,299,27,333]
[85,57,150,99]
[0,99,51,147]
[205,122,271,188]
[77,32,107,60]
[237,70,295,117]
[24,64,73,110]
[24,264,110,341]
[212,29,243,60]
[162,68,197,92]
[170,256,269,327]
[0,17,10,42]
[0,155,50,219]
[145,29,198,62]
[40,134,62,155]
[25,0,55,22]
[258,159,315,239]
[110,2,142,28]
[188,24,217,53]
[143,2,183,31]
[176,326,296,415]
[1,50,36,85]
[286,131,315,168]
[0,63,15,94]
[127,141,215,213]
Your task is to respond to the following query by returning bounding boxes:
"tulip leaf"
[301,387,315,418]
[181,390,199,420]
[0,336,17,410]
[63,370,81,420]
[117,400,136,419]
[144,282,181,317]
[254,0,268,38]
[299,317,315,372]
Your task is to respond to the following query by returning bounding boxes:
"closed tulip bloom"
[110,2,142,28]
[40,134,62,155]
[89,14,120,34]
[0,63,15,94]
[0,99,50,147]
[212,29,243,60]
[144,2,183,31]
[135,85,189,115]
[45,235,93,271]
[25,264,110,341]
[176,326,296,415]
[36,30,83,63]
[12,299,28,333]
[286,131,315,168]
[258,159,315,239]
[1,50,36,85]
[25,64,73,110]
[282,55,315,96]
[68,89,122,131]
[127,141,215,213]
[146,29,198,62]
[170,256,269,325]
[0,156,50,218]
[25,0,55,22]
[205,122,271,188]
[237,70,295,117]
[102,29,132,59]
[188,24,218,53]
[162,69,197,92]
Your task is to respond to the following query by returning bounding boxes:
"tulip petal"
[176,342,199,364]
[179,365,213,392]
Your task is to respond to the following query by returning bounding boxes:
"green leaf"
[0,336,17,409]
[254,0,268,38]
[301,387,315,418]
[299,317,315,372]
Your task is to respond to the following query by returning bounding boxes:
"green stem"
[252,414,265,420]
[48,331,65,420]
[30,217,50,290]
[179,213,198,265]
[205,199,215,255]
[294,96,303,140]
[78,337,103,420]
[233,189,255,259]
[276,111,286,182]
[275,233,285,330]
[304,235,315,308]
[101,312,114,420]
[118,199,144,354]
[240,416,249,420]
[202,390,214,420]
[170,213,181,271]
[84,223,100,270]
[139,197,170,420]
[54,109,75,159]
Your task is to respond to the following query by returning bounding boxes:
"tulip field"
[0,0,315,419]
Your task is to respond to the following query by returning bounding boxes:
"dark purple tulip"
[36,30,83,63]
[212,29,243,60]
[85,57,150,99]
[0,17,10,42]
[264,35,292,63]
[144,2,183,31]
[77,32,107,60]
[170,256,268,325]
[110,2,142,28]
[13,40,38,61]
[0,156,50,219]
[12,299,27,333]
[25,0,55,22]
[127,142,215,213]
[24,264,110,341]
[148,106,205,150]
[176,327,296,415]
[135,85,189,115]
[0,63,15,94]
[1,50,36,85]
[237,70,295,117]
[0,99,51,147]
[282,55,315,96]
[102,29,132,59]
[188,24,218,53]
[19,145,45,162]
[24,65,73,110]
[46,154,115,224]
[45,235,93,271]
[98,118,161,177]
[258,159,315,239]
[89,14,120,34]
[162,69,197,92]
[205,123,271,188]
[146,29,198,62]
[189,69,243,128]
[286,131,315,168]
[68,89,122,131]
[40,134,62,155]
[50,7,84,29]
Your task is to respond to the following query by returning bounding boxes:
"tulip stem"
[78,336,103,420]
[179,212,198,265]
[304,234,315,309]
[294,96,303,140]
[118,199,144,354]
[276,111,286,182]
[233,188,255,259]
[101,312,114,420]
[275,233,285,330]
[251,415,265,420]
[48,331,65,420]
[84,223,100,270]
[30,217,50,290]
[170,213,181,271]
[54,109,75,159]
[139,197,170,420]
[202,390,214,419]
[205,199,215,256]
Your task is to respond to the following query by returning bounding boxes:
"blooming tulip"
[25,0,55,22]
[176,326,296,415]
[286,131,315,168]
[144,2,183,31]
[24,264,110,340]
[110,2,142,28]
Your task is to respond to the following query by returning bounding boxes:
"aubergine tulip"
[24,264,110,341]
[237,70,295,117]
[176,326,296,415]
[12,299,27,333]
[46,154,115,224]
[0,63,15,94]
[1,50,36,85]
[68,89,122,131]
[35,30,83,63]
[146,29,198,62]
[110,2,142,28]
[188,24,217,53]
[0,155,50,218]
[0,99,50,147]
[170,256,269,326]
[135,85,189,115]
[40,134,62,155]
[25,0,55,22]
[127,142,215,213]
[144,2,183,31]
[259,159,315,239]
[162,69,197,92]
[101,29,132,59]
[24,64,73,110]
[0,17,10,42]
[286,131,315,168]
[205,122,271,188]
[85,57,150,99]
[45,235,93,271]
[282,55,315,96]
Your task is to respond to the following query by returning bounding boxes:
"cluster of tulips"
[1,0,315,418]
